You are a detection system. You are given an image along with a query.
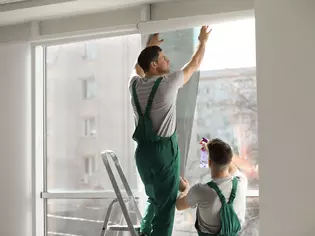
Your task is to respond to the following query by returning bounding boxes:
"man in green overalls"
[129,26,212,236]
[176,139,248,235]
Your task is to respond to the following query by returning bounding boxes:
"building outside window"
[83,117,96,137]
[82,76,96,100]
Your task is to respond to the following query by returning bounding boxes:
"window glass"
[45,34,141,193]
[82,77,97,99]
[160,18,259,235]
[42,18,258,236]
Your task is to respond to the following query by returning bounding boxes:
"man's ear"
[150,61,157,69]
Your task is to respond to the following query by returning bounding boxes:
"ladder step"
[107,224,140,231]
[101,151,142,236]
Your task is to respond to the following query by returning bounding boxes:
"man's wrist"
[183,185,190,194]
[198,40,207,46]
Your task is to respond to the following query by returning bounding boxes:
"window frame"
[31,26,140,236]
[31,20,259,236]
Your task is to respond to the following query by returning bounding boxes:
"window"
[36,18,258,236]
[37,34,141,236]
[83,117,96,137]
[160,18,258,235]
[84,156,95,176]
[82,76,96,99]
[194,73,258,189]
[82,155,96,184]
[82,41,98,60]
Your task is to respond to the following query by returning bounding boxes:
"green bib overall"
[132,77,180,236]
[195,177,241,236]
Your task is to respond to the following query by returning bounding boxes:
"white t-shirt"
[129,70,184,137]
[186,171,248,234]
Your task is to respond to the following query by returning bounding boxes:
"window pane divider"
[41,190,141,199]
[41,189,258,199]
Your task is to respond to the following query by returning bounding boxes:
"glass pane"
[188,70,258,189]
[46,35,141,191]
[240,197,259,236]
[159,18,258,190]
[159,18,259,235]
[172,197,259,236]
[187,18,258,190]
[200,18,256,71]
[47,199,141,236]
[47,198,257,236]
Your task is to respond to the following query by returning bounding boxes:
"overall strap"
[132,80,143,116]
[207,181,226,204]
[144,77,163,116]
[228,177,238,204]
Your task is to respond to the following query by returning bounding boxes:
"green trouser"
[132,77,180,236]
[195,177,241,236]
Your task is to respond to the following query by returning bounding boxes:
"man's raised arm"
[182,26,212,84]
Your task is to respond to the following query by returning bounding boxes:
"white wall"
[0,0,314,235]
[256,0,315,235]
[151,0,253,20]
[0,43,32,236]
[0,0,254,44]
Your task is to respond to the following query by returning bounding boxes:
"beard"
[157,66,170,75]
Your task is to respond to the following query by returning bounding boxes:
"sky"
[198,17,256,71]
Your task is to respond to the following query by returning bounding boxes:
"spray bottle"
[200,137,209,168]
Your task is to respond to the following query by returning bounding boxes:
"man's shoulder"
[129,75,141,90]
[130,74,141,83]
[163,70,184,80]
[186,182,217,206]
[233,171,248,188]
[190,182,216,195]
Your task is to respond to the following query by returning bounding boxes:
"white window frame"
[31,26,140,236]
[31,10,258,236]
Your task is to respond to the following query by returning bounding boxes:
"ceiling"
[0,0,182,26]
[0,0,28,4]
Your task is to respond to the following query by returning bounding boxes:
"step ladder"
[100,150,142,236]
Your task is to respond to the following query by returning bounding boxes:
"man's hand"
[199,138,209,151]
[179,177,189,192]
[198,26,212,44]
[147,33,164,47]
[176,177,190,211]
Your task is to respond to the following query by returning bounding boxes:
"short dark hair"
[137,46,162,72]
[207,138,233,169]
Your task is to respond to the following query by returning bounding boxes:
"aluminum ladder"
[100,150,142,236]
